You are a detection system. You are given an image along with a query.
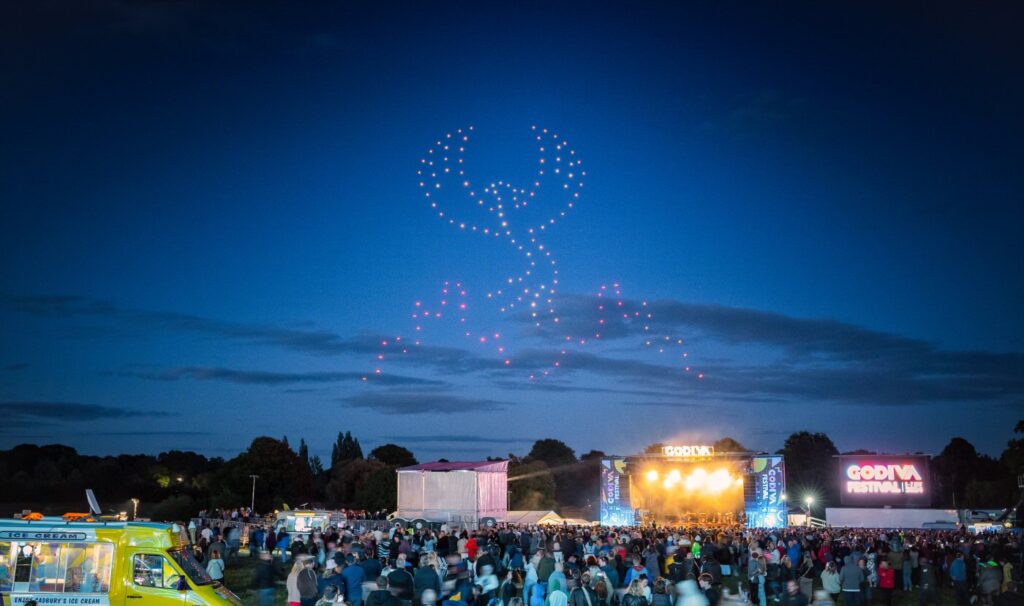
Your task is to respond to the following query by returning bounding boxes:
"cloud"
[341,393,508,415]
[7,291,1022,410]
[115,366,446,387]
[0,401,173,427]
[380,435,535,444]
[1,294,374,356]
[508,294,1024,407]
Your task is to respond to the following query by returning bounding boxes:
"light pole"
[249,475,259,512]
[131,498,140,520]
[804,496,814,527]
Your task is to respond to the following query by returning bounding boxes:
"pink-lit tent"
[396,460,508,524]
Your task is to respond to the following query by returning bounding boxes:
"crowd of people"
[185,517,1022,606]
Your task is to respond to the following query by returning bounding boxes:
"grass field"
[217,553,959,606]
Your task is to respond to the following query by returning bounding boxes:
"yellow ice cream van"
[0,517,242,606]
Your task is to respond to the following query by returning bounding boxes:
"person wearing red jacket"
[877,560,896,606]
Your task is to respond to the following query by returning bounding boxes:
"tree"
[310,455,325,476]
[326,458,383,506]
[528,439,576,469]
[368,444,417,467]
[298,439,309,465]
[1001,419,1024,480]
[331,432,363,468]
[777,431,840,505]
[644,443,666,454]
[356,466,398,511]
[713,437,747,453]
[931,437,1000,508]
[217,437,314,511]
[508,459,557,510]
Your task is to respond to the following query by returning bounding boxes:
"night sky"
[2,1,1022,461]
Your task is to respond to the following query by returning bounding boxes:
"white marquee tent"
[396,460,508,525]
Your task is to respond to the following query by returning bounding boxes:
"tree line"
[1,421,1021,522]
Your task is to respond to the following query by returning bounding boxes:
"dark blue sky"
[2,0,1022,460]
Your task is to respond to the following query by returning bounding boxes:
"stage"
[600,445,787,528]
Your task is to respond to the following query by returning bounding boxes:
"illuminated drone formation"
[365,126,702,382]
[418,125,583,325]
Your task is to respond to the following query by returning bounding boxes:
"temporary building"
[396,460,508,525]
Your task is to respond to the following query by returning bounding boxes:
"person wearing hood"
[545,579,568,606]
[838,556,863,606]
[529,583,547,606]
[676,579,708,606]
[547,564,567,598]
[537,551,556,586]
[408,556,437,603]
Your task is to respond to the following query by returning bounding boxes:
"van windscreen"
[169,549,213,586]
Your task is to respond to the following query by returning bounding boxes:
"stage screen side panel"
[600,458,633,525]
[838,455,931,507]
[745,456,787,528]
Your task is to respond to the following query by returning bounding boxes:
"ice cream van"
[0,517,242,606]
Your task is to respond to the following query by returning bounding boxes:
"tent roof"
[399,460,508,472]
[504,510,564,525]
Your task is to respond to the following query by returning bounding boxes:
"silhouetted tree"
[330,431,363,468]
[508,459,557,511]
[368,444,417,467]
[777,431,840,505]
[356,466,398,511]
[528,439,576,468]
[713,437,747,453]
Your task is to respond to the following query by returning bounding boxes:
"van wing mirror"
[177,576,189,591]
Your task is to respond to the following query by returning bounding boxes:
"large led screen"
[838,455,930,507]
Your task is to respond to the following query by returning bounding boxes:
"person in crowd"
[839,555,864,606]
[699,574,719,606]
[649,577,672,606]
[950,553,968,606]
[626,556,652,587]
[917,557,938,606]
[318,585,345,606]
[253,549,280,606]
[320,559,344,598]
[298,556,321,606]
[622,580,649,606]
[811,590,834,606]
[678,579,709,606]
[780,580,807,606]
[206,550,225,583]
[288,558,307,606]
[876,559,894,606]
[342,554,366,606]
[750,553,767,606]
[367,576,400,606]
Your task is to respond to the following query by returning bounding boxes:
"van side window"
[12,542,114,593]
[63,543,114,593]
[0,541,12,592]
[29,543,62,591]
[132,554,178,589]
